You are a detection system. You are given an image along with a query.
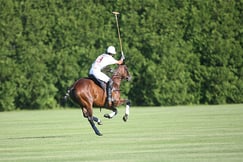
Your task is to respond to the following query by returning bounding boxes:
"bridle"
[112,65,130,81]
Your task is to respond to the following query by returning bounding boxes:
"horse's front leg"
[123,100,131,122]
[114,99,131,122]
[104,107,118,119]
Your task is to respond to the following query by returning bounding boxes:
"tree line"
[0,0,242,111]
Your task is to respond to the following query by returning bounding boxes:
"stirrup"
[104,100,113,108]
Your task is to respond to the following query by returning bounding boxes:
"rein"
[112,74,122,80]
[111,65,129,92]
[111,68,123,80]
[111,72,122,91]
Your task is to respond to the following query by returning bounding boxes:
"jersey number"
[96,56,104,63]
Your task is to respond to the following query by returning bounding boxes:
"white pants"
[89,68,110,83]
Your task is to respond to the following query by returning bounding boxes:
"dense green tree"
[0,0,242,110]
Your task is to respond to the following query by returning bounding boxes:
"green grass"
[0,105,243,162]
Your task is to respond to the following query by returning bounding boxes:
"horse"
[64,64,131,136]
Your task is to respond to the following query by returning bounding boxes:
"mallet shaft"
[112,11,124,58]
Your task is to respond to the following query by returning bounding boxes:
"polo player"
[88,46,124,105]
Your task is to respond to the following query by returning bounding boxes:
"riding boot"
[107,79,113,105]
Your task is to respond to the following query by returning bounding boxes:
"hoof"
[123,114,128,122]
[98,121,103,125]
[96,132,103,136]
[104,114,112,119]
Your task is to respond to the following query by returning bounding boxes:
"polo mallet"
[112,11,125,60]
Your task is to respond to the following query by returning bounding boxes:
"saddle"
[88,75,114,107]
[88,75,106,90]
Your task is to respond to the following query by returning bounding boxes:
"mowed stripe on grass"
[0,105,243,162]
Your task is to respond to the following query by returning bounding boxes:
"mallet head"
[112,11,120,15]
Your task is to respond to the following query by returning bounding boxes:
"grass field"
[0,105,243,162]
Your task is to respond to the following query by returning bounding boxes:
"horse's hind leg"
[82,107,102,136]
[88,116,102,136]
[93,116,102,125]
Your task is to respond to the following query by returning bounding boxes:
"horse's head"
[113,64,132,81]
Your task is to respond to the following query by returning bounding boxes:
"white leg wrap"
[109,111,116,118]
[125,104,130,115]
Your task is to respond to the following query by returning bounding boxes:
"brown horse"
[64,64,131,136]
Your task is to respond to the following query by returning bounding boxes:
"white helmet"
[107,46,116,55]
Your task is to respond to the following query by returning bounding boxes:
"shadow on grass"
[5,135,69,140]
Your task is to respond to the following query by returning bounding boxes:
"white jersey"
[91,54,118,70]
[89,54,118,83]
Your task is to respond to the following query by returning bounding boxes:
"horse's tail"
[63,88,71,101]
[62,79,81,104]
[62,83,76,105]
